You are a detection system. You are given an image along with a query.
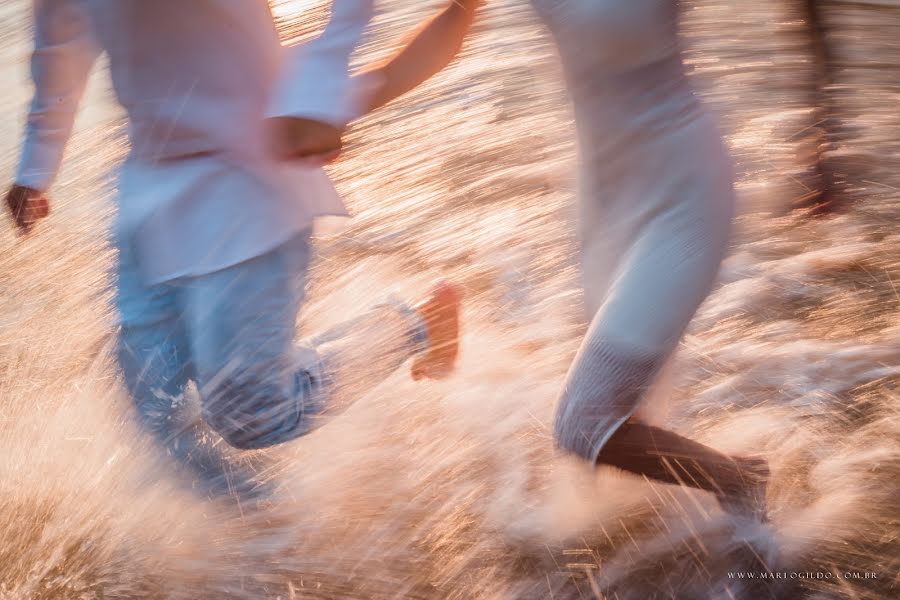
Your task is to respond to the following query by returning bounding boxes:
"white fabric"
[533,0,736,457]
[554,338,662,462]
[17,0,374,284]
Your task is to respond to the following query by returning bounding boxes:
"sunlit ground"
[0,1,898,599]
[271,0,320,20]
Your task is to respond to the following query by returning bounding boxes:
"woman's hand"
[266,116,344,163]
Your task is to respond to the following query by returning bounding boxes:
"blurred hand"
[5,184,49,234]
[266,116,344,164]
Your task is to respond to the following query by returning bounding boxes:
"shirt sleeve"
[267,0,378,128]
[16,0,100,192]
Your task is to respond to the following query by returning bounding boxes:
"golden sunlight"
[270,0,320,19]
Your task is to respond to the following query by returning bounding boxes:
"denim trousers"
[115,227,425,498]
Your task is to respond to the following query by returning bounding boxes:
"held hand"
[266,116,344,164]
[5,184,49,234]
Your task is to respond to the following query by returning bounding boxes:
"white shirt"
[17,0,375,284]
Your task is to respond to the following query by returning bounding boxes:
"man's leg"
[117,310,192,442]
[184,229,459,451]
[116,239,254,499]
[116,234,192,442]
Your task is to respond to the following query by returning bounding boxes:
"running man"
[6,0,474,500]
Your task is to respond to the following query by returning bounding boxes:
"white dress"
[532,0,736,461]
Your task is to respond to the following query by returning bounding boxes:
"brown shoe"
[410,281,461,381]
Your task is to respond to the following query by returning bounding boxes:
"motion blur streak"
[0,0,897,598]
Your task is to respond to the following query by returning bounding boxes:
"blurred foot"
[718,456,770,522]
[410,281,461,381]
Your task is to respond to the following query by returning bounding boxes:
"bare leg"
[557,166,768,518]
[597,420,770,519]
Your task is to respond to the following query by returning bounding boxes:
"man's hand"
[5,185,49,234]
[266,116,344,164]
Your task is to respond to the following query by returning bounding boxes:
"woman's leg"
[557,174,768,517]
[598,421,769,519]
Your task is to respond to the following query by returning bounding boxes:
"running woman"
[533,0,770,520]
[354,0,770,519]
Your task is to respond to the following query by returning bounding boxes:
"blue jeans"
[115,228,425,498]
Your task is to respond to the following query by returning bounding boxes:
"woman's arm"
[360,0,482,114]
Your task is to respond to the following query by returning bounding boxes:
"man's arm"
[358,0,482,114]
[265,0,482,161]
[266,0,375,160]
[7,0,99,232]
